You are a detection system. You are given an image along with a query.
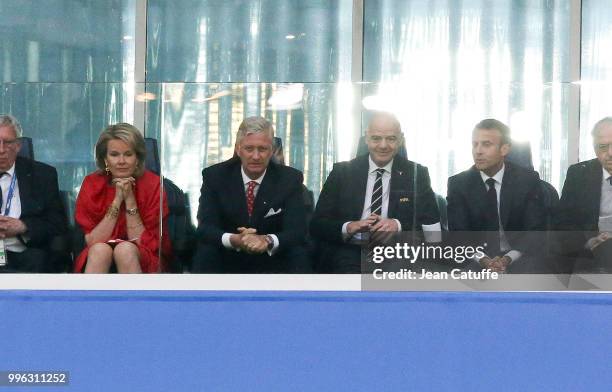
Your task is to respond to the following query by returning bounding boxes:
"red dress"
[73,170,173,273]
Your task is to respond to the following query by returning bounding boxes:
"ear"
[500,143,511,157]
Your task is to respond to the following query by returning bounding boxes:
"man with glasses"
[311,111,440,273]
[0,114,67,272]
[557,117,612,270]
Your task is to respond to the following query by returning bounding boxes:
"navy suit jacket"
[310,154,440,244]
[14,156,67,248]
[555,158,604,257]
[446,161,546,254]
[196,157,307,253]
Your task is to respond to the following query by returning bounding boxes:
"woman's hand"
[112,177,136,205]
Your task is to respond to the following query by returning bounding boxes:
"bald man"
[310,112,441,273]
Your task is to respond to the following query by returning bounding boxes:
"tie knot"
[375,168,385,176]
[247,180,257,188]
[486,178,496,189]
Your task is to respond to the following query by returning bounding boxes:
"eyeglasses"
[0,139,19,148]
[597,143,612,153]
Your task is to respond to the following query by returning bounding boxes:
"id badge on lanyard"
[0,174,17,266]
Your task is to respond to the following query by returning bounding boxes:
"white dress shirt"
[341,157,401,241]
[0,163,26,252]
[478,165,521,263]
[221,167,279,255]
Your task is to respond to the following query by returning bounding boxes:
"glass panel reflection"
[0,0,135,83]
[147,82,359,224]
[580,0,612,161]
[0,82,127,224]
[146,0,352,82]
[363,0,571,194]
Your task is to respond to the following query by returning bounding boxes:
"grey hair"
[0,114,23,137]
[591,117,612,139]
[236,116,274,145]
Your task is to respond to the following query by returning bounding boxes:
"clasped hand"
[480,256,511,273]
[347,213,399,234]
[587,232,611,251]
[112,177,136,203]
[230,227,269,254]
[0,216,27,238]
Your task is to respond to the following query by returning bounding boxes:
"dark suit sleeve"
[309,164,346,244]
[274,171,307,251]
[446,175,469,231]
[522,171,547,231]
[554,164,592,256]
[196,167,225,245]
[555,164,582,231]
[414,165,440,228]
[21,165,67,247]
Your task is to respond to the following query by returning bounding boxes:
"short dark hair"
[473,118,511,145]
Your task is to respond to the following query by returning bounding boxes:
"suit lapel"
[388,158,409,217]
[14,158,33,215]
[351,155,370,218]
[468,167,488,218]
[251,163,278,226]
[230,163,250,225]
[588,160,604,224]
[499,164,513,228]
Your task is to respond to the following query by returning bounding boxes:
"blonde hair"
[236,116,274,146]
[95,123,146,177]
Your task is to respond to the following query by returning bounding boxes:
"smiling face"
[105,138,138,178]
[472,128,510,177]
[236,131,273,179]
[366,115,403,167]
[0,125,21,172]
[594,122,612,175]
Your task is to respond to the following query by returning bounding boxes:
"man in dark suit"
[556,117,612,271]
[0,114,67,273]
[192,116,310,273]
[447,118,546,273]
[310,112,441,273]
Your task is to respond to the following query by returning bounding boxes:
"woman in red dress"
[74,123,172,273]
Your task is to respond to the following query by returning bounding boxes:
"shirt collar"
[241,166,266,185]
[3,162,16,177]
[480,163,505,185]
[368,156,393,174]
[603,167,612,184]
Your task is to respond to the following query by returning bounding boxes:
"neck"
[482,162,504,178]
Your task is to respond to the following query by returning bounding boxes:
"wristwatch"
[265,235,274,251]
[126,207,139,216]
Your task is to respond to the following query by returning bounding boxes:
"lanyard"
[3,173,17,216]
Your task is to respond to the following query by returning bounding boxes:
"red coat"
[73,170,172,273]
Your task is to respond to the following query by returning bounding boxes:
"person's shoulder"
[505,161,539,181]
[269,162,303,184]
[448,166,475,184]
[567,158,599,176]
[203,156,239,177]
[17,156,57,175]
[331,154,368,173]
[393,155,429,174]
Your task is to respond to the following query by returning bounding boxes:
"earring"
[105,162,110,175]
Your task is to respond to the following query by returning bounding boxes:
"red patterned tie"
[246,181,257,216]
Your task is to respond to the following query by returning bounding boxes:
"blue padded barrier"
[1,290,611,391]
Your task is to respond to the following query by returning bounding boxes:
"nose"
[253,150,261,160]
